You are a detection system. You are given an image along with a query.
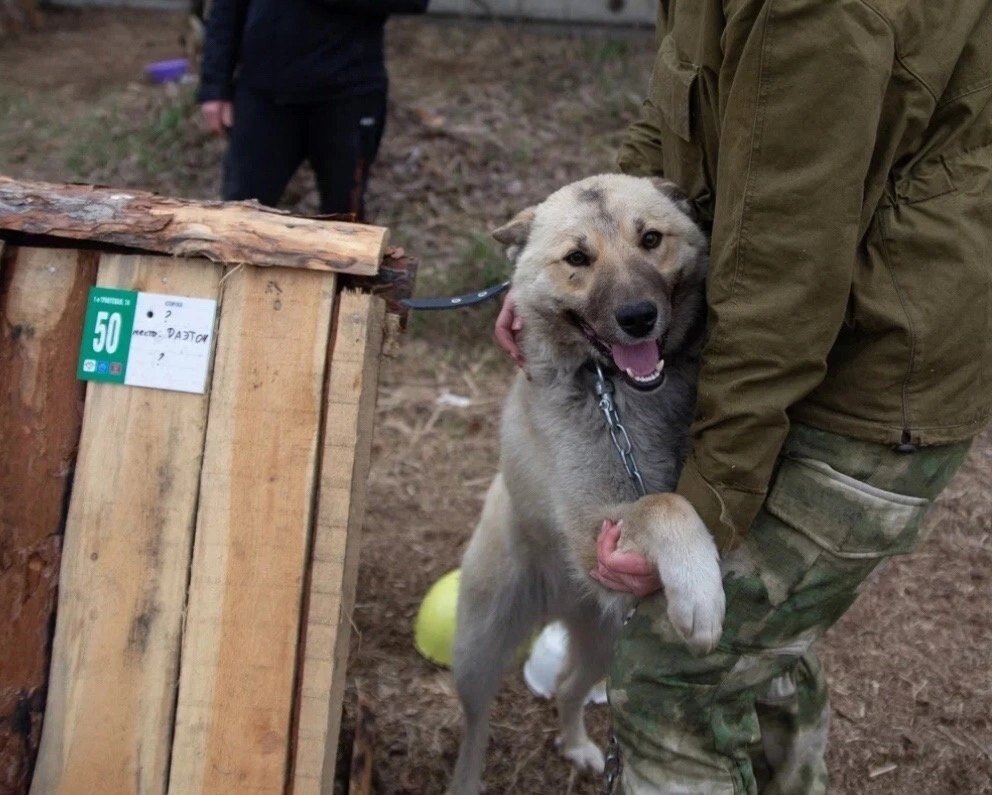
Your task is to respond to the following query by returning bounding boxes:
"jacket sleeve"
[675,0,894,552]
[197,0,249,103]
[617,2,667,177]
[618,97,666,177]
[317,0,429,13]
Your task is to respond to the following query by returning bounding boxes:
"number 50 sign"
[77,287,136,384]
[94,310,124,353]
[77,286,217,393]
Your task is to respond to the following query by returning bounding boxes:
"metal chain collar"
[592,362,650,795]
[593,363,647,499]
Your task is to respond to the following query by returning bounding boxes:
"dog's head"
[495,174,707,390]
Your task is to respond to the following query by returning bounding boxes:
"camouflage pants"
[608,424,971,794]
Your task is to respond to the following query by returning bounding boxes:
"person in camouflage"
[608,426,970,793]
[494,0,990,790]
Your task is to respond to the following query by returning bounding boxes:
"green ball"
[414,569,460,667]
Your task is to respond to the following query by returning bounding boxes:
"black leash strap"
[399,280,511,311]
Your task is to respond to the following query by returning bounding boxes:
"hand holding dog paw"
[589,519,662,598]
[594,496,726,653]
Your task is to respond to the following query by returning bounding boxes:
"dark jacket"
[198,0,429,103]
[619,0,992,551]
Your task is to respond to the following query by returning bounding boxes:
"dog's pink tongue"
[610,341,660,376]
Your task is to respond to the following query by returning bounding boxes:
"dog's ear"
[650,178,695,221]
[492,206,537,248]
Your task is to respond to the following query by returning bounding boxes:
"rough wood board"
[169,266,337,794]
[0,246,95,795]
[30,254,222,795]
[292,291,386,795]
[345,248,417,329]
[0,177,387,276]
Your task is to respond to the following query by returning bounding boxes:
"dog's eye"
[564,250,590,267]
[641,230,663,250]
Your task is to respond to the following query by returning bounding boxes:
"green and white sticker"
[77,286,218,394]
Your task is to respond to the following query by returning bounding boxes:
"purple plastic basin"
[145,58,189,85]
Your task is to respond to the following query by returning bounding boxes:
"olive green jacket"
[619,0,992,551]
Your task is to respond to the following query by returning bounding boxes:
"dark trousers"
[222,84,387,218]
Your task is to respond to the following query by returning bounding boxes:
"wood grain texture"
[0,246,95,795]
[292,291,386,795]
[30,254,222,795]
[169,266,337,794]
[344,248,417,329]
[0,177,387,276]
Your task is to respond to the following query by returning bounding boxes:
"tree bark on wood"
[0,177,387,276]
[0,245,97,795]
[346,247,417,329]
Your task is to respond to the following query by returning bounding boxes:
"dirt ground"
[2,8,990,795]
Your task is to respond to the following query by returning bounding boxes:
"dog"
[450,174,726,794]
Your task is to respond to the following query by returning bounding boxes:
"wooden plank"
[292,291,386,795]
[30,254,222,795]
[0,246,95,795]
[169,266,337,794]
[345,247,417,329]
[0,177,388,276]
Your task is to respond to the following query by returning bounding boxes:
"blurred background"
[1,3,989,793]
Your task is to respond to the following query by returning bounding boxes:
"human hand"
[589,519,662,598]
[201,100,234,136]
[494,289,525,369]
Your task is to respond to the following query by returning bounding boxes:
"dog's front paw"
[661,556,725,654]
[556,736,606,773]
[618,494,726,654]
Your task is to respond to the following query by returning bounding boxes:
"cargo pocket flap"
[765,457,928,558]
[652,34,697,143]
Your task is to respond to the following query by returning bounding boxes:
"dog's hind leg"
[450,587,535,794]
[450,476,540,795]
[554,612,616,774]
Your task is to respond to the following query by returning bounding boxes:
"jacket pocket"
[652,34,698,143]
[879,179,992,440]
[764,456,929,558]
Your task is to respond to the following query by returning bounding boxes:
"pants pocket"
[719,455,932,649]
[764,456,930,559]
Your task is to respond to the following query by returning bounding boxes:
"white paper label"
[124,292,218,394]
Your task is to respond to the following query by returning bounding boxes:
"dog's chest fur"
[525,354,699,505]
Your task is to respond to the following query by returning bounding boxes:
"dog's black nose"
[615,301,658,338]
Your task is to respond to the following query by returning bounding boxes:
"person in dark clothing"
[198,0,429,217]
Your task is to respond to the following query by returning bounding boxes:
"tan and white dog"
[450,174,726,794]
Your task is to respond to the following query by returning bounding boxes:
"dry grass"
[1,9,990,795]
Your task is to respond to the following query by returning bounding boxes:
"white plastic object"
[522,621,608,705]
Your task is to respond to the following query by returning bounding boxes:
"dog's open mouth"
[611,340,666,390]
[568,312,666,391]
